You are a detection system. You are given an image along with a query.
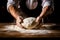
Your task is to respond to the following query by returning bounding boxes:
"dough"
[21,17,37,29]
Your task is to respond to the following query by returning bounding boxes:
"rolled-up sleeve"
[42,0,51,8]
[7,0,15,10]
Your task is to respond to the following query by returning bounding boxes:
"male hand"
[35,16,42,27]
[16,16,24,29]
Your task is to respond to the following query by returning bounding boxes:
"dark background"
[0,0,14,23]
[0,0,59,24]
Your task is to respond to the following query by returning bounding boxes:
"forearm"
[8,5,20,20]
[39,6,49,18]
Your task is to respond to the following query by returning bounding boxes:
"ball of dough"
[21,17,36,29]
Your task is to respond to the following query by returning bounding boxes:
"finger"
[19,17,23,23]
[35,17,40,22]
[18,16,23,21]
[16,20,20,26]
[17,19,23,24]
[19,16,23,20]
[19,19,23,24]
[16,22,24,28]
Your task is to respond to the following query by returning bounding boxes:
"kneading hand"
[16,16,24,29]
[35,16,42,27]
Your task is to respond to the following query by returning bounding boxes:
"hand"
[35,16,42,27]
[16,16,24,28]
[36,16,42,23]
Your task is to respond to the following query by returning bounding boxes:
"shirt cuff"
[42,1,51,8]
[7,0,15,11]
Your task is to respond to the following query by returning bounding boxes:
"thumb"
[35,17,39,23]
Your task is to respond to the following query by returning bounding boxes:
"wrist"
[15,16,20,20]
[38,16,42,19]
[16,16,23,20]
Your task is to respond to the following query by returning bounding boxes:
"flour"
[4,25,51,35]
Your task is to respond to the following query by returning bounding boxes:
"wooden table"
[0,23,60,38]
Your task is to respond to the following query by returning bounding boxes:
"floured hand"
[16,16,24,29]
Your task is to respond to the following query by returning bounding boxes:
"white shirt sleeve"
[7,0,15,10]
[42,0,51,8]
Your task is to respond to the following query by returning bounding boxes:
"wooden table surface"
[0,23,60,38]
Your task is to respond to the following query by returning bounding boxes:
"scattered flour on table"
[4,25,51,35]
